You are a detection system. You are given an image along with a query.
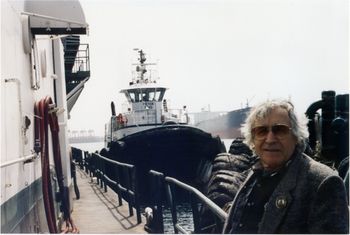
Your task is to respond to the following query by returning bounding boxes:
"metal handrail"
[95,153,134,168]
[71,147,141,224]
[89,152,142,224]
[165,177,227,220]
[148,170,166,233]
[69,44,90,73]
[0,153,39,168]
[164,176,228,234]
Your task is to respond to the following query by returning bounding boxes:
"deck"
[70,168,146,233]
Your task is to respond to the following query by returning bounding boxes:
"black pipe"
[332,94,349,164]
[305,100,323,150]
[320,91,336,161]
[111,101,116,116]
[305,91,336,155]
[335,94,349,119]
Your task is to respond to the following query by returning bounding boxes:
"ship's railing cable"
[77,151,142,224]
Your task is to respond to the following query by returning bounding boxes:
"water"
[70,141,104,153]
[162,204,194,233]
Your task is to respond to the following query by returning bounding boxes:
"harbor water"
[70,141,105,153]
[162,204,194,233]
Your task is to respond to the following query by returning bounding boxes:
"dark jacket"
[223,153,349,234]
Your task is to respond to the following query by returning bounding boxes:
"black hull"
[103,125,225,204]
[195,107,251,139]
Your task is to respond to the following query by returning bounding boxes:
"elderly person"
[222,99,349,234]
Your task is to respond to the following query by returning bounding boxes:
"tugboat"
[103,49,225,202]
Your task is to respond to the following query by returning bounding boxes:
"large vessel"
[1,0,89,232]
[193,107,251,139]
[104,49,225,202]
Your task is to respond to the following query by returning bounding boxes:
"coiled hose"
[35,96,79,233]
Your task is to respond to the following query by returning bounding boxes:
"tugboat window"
[142,92,149,101]
[126,88,166,102]
[129,93,135,102]
[157,89,166,101]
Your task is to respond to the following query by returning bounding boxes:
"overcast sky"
[68,0,349,136]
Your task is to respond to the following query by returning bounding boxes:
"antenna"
[130,49,158,83]
[246,95,255,107]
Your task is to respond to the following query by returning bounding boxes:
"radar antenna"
[132,49,157,82]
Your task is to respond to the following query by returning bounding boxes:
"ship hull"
[195,107,251,139]
[1,178,75,233]
[103,125,225,203]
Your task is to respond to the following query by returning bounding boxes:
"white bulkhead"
[1,0,88,232]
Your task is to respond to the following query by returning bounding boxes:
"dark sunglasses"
[252,124,292,140]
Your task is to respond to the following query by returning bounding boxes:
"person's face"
[252,107,297,171]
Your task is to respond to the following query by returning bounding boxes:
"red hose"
[35,98,57,233]
[35,97,79,233]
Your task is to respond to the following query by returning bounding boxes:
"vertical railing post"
[90,153,94,182]
[114,164,123,206]
[166,183,178,234]
[96,154,101,186]
[96,155,100,186]
[123,167,134,217]
[79,150,84,170]
[154,174,164,233]
[132,166,142,224]
[78,149,83,169]
[190,193,200,233]
[84,151,89,174]
[99,157,103,188]
[102,158,107,192]
[149,170,164,233]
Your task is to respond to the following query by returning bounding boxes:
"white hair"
[241,99,309,152]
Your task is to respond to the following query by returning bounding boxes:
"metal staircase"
[62,35,91,112]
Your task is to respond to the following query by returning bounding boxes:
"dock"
[70,168,146,233]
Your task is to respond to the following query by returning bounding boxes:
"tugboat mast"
[137,49,147,80]
[133,48,156,82]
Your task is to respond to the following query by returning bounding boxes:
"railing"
[162,108,189,124]
[165,176,227,234]
[0,153,39,168]
[149,170,228,234]
[72,148,142,224]
[71,147,86,170]
[93,152,141,223]
[65,43,90,74]
[148,170,166,233]
[72,148,227,232]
